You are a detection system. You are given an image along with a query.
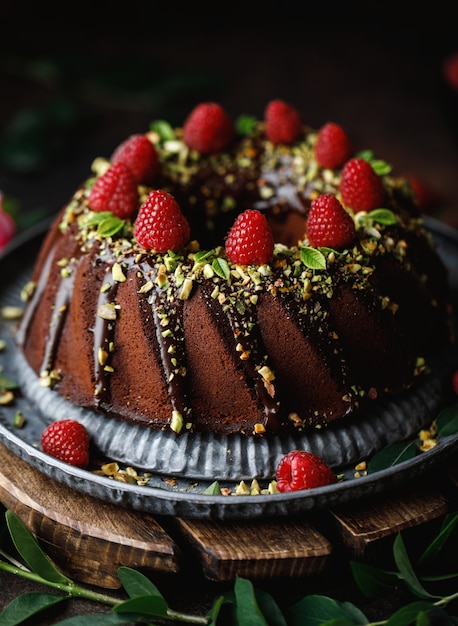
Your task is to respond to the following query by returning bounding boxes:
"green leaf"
[97,216,124,238]
[385,601,437,626]
[254,588,287,626]
[204,481,221,495]
[149,119,176,141]
[207,594,225,623]
[235,114,257,136]
[435,407,458,437]
[367,439,417,474]
[113,594,168,617]
[393,534,435,599]
[300,246,327,270]
[0,592,66,626]
[234,577,269,625]
[356,149,375,161]
[354,150,391,175]
[350,561,399,599]
[117,566,164,599]
[5,510,72,584]
[418,513,458,566]
[84,211,114,226]
[367,208,397,226]
[289,594,368,625]
[54,615,135,625]
[213,257,230,280]
[370,159,392,176]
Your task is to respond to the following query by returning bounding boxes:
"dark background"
[1,2,458,622]
[1,2,458,232]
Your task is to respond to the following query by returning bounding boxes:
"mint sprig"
[1,508,458,624]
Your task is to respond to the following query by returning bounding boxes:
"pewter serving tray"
[0,216,457,519]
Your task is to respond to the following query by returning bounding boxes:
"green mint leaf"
[355,150,392,175]
[254,588,287,626]
[213,257,230,280]
[435,406,458,436]
[350,561,399,599]
[83,211,113,226]
[289,594,368,625]
[193,249,216,264]
[0,592,65,625]
[114,594,168,617]
[367,439,417,474]
[370,159,392,176]
[55,615,135,624]
[418,512,458,566]
[393,534,435,600]
[118,566,164,599]
[5,510,72,584]
[300,246,327,270]
[234,577,269,625]
[384,601,438,626]
[355,149,375,161]
[367,208,397,225]
[97,216,124,238]
[235,114,257,136]
[149,119,175,141]
[204,481,220,495]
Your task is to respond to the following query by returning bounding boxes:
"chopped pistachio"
[170,410,183,434]
[112,262,126,283]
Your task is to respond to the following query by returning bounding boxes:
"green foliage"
[300,246,327,270]
[1,507,458,625]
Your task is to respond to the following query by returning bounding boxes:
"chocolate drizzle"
[92,266,118,408]
[199,282,283,434]
[147,279,190,428]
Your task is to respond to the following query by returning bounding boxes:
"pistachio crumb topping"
[170,410,184,433]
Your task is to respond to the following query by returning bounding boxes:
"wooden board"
[0,442,456,588]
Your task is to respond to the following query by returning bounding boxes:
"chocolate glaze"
[15,122,454,436]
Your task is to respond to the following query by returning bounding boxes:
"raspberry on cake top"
[15,100,452,437]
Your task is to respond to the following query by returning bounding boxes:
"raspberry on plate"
[306,193,356,249]
[111,133,160,185]
[225,209,274,265]
[276,449,337,492]
[0,194,17,251]
[315,122,353,169]
[183,102,235,154]
[134,189,190,252]
[41,419,90,468]
[264,99,303,144]
[88,162,139,219]
[339,157,385,212]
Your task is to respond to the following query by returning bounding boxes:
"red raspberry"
[339,157,385,212]
[276,450,337,492]
[0,200,17,251]
[88,162,139,219]
[225,209,274,265]
[315,122,353,169]
[111,134,160,185]
[183,102,235,154]
[306,193,356,249]
[443,52,458,91]
[452,370,458,395]
[41,419,90,468]
[407,175,442,213]
[134,189,190,252]
[264,99,302,144]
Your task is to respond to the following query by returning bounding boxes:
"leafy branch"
[1,509,458,625]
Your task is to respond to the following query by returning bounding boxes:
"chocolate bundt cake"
[15,100,453,437]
